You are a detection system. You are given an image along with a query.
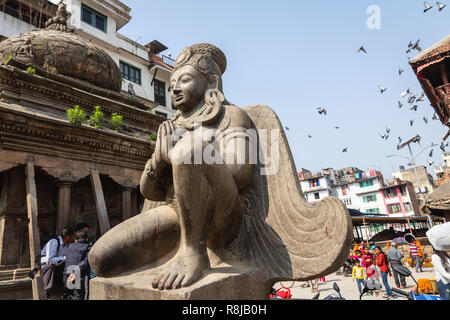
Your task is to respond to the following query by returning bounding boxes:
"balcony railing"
[162,55,175,67]
[0,1,54,29]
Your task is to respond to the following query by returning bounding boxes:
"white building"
[298,168,337,203]
[0,0,176,119]
[299,167,387,214]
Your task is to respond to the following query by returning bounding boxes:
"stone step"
[0,269,30,282]
[0,279,32,300]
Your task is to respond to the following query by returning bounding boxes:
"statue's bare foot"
[151,250,210,290]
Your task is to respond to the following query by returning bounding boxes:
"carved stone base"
[89,264,268,300]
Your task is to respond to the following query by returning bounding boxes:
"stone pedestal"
[89,264,268,300]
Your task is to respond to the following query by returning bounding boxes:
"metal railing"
[162,55,175,67]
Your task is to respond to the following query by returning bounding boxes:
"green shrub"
[149,133,157,141]
[67,105,86,126]
[26,67,36,74]
[110,113,123,132]
[88,105,104,129]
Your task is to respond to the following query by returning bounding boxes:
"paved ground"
[273,266,438,300]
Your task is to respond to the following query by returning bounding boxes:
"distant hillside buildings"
[299,167,422,217]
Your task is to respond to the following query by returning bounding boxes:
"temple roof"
[0,3,122,92]
[410,35,450,73]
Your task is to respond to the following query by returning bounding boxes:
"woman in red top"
[374,246,393,298]
[362,246,373,269]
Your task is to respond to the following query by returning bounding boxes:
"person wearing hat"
[426,222,450,300]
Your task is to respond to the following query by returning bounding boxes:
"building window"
[155,111,167,119]
[359,180,374,188]
[366,208,380,214]
[154,79,166,107]
[309,178,320,188]
[314,192,320,200]
[363,194,377,203]
[387,203,402,214]
[404,202,412,212]
[383,189,397,198]
[81,4,107,32]
[120,62,141,85]
[343,198,352,206]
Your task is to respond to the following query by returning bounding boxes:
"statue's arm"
[139,158,167,201]
[140,122,173,201]
[222,107,254,189]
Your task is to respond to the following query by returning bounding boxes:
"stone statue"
[89,43,353,298]
[45,2,71,32]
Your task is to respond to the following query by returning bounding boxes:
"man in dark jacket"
[63,230,91,300]
[387,241,407,288]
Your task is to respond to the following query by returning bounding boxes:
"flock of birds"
[285,2,448,168]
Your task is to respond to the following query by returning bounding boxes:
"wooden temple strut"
[25,161,46,300]
[90,170,111,236]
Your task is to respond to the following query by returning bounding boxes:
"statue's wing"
[242,105,353,282]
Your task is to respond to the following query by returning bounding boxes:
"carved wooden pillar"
[120,186,133,222]
[55,180,72,235]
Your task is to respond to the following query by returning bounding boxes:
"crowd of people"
[39,222,93,300]
[346,222,450,300]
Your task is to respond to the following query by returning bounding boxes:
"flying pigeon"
[358,46,367,54]
[128,82,136,99]
[285,126,289,131]
[424,1,433,12]
[307,134,312,138]
[398,137,403,144]
[401,88,410,98]
[407,41,414,54]
[317,107,327,115]
[408,95,417,104]
[410,119,415,126]
[342,147,348,153]
[423,117,429,124]
[437,1,446,11]
[334,126,340,129]
[398,101,403,109]
[379,85,387,94]
[429,149,434,157]
[399,68,404,75]
[413,39,422,52]
[416,92,425,102]
[386,127,391,134]
[432,113,438,120]
[441,141,449,151]
[410,105,418,111]
[379,133,388,139]
[427,159,435,166]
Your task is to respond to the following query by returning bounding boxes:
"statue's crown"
[173,43,227,77]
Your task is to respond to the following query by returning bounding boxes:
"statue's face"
[170,65,208,112]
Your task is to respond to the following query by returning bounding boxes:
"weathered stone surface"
[0,9,122,93]
[89,43,353,299]
[89,263,267,300]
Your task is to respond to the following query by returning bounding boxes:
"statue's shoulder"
[223,104,253,129]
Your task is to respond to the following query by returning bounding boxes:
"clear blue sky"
[120,0,449,179]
